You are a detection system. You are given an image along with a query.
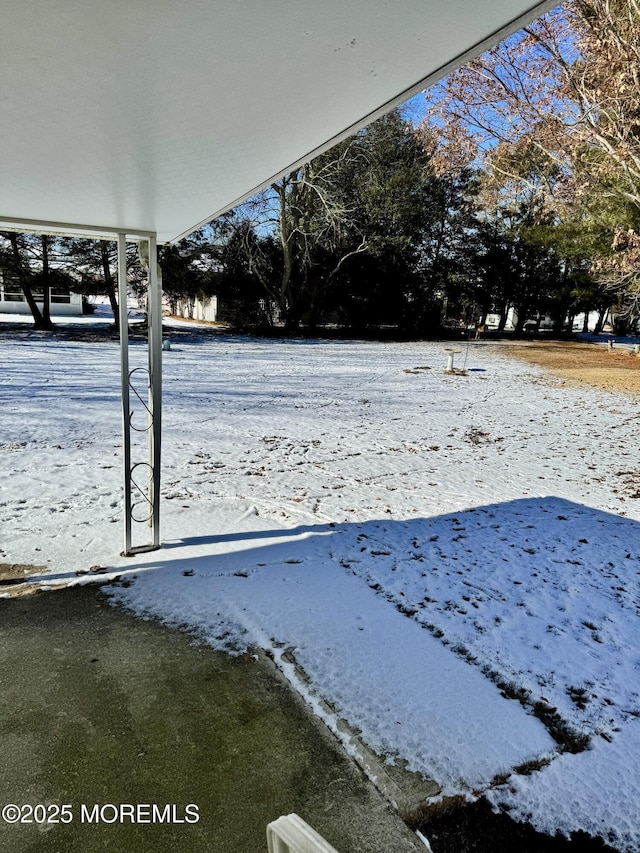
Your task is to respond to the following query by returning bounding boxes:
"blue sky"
[400,92,430,126]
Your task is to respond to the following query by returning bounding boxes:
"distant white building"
[484,308,609,334]
[173,293,218,323]
[0,275,84,316]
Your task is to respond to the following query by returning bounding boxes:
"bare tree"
[426,0,640,321]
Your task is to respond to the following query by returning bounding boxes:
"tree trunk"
[593,306,609,335]
[283,300,301,332]
[513,306,528,334]
[8,234,46,327]
[551,306,566,335]
[274,177,298,330]
[100,241,119,331]
[21,281,43,325]
[38,235,55,330]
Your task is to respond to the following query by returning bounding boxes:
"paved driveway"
[0,584,421,853]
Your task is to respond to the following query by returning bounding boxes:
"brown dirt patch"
[0,563,47,597]
[0,562,46,581]
[502,340,640,395]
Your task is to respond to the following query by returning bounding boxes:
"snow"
[2,317,640,849]
[487,720,640,850]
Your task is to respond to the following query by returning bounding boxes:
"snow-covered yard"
[2,320,640,849]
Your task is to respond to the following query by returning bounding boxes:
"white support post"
[118,232,133,555]
[147,234,162,550]
[119,233,162,556]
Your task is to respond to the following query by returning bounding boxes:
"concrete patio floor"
[0,584,423,853]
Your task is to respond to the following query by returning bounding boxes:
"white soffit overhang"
[1,0,556,243]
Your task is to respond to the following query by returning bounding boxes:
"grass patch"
[533,701,590,753]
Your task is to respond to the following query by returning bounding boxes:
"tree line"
[2,0,640,336]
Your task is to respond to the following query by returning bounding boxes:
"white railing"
[266,814,340,853]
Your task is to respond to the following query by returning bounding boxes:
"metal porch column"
[118,233,162,556]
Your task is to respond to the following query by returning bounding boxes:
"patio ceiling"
[1,0,556,243]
